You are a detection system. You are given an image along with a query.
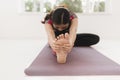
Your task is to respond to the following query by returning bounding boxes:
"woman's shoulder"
[69,10,77,20]
[41,11,53,24]
[45,19,53,25]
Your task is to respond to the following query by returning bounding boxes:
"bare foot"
[55,34,69,63]
[57,34,69,45]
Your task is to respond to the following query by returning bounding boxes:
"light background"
[0,0,120,80]
[0,0,120,40]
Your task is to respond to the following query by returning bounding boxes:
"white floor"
[0,39,120,80]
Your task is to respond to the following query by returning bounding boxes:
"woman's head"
[52,8,70,31]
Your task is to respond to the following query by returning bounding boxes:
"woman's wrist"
[49,39,55,46]
[69,39,74,47]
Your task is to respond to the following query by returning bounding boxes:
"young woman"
[42,7,100,63]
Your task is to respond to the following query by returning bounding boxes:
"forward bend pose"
[42,6,99,63]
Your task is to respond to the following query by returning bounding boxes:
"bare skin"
[44,18,78,63]
[53,33,73,63]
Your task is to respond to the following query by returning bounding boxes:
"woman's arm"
[62,18,78,53]
[44,23,56,46]
[45,23,62,52]
[69,18,78,46]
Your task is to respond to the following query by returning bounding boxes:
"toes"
[54,38,57,41]
[61,34,65,39]
[57,36,60,40]
[65,33,69,40]
[59,34,62,39]
[58,34,64,40]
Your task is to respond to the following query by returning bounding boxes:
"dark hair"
[41,8,70,25]
[52,8,70,25]
[41,11,53,24]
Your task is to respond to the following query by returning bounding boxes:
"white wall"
[0,0,120,40]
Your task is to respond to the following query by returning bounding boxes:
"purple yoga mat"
[24,44,120,76]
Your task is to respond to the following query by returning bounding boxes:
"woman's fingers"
[62,43,73,52]
[63,47,72,53]
[52,44,59,48]
[51,45,59,51]
[54,41,61,45]
[63,43,71,47]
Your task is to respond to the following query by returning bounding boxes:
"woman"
[42,7,100,63]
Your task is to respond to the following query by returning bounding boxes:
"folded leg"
[74,33,100,47]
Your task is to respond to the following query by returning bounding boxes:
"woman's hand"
[63,40,74,53]
[56,33,74,53]
[49,33,74,53]
[49,39,61,52]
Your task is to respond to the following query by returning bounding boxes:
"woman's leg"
[74,33,100,47]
